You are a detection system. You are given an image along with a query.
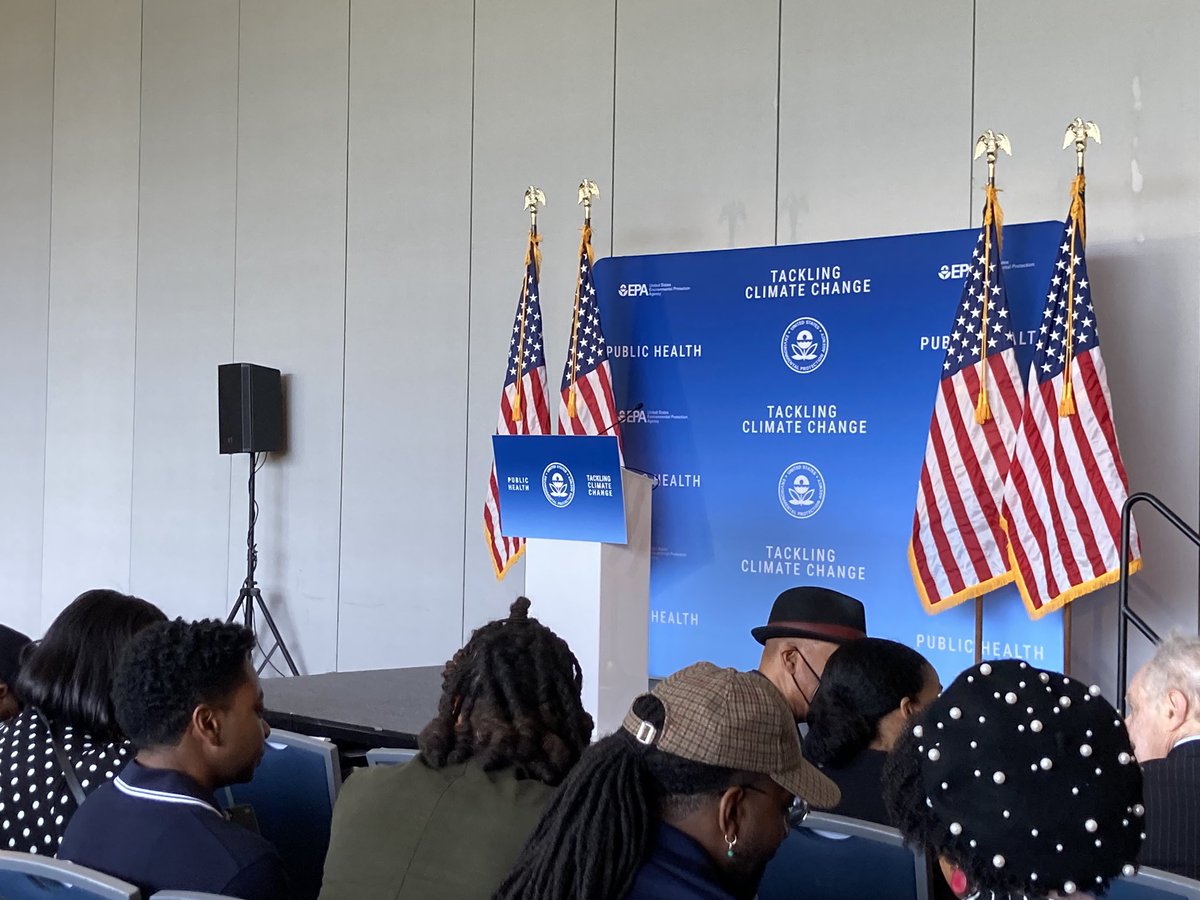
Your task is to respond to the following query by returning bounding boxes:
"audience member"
[0,589,165,854]
[319,596,593,900]
[803,637,939,825]
[1124,633,1200,879]
[59,618,286,900]
[0,623,31,722]
[753,586,866,723]
[495,661,840,900]
[883,659,1143,900]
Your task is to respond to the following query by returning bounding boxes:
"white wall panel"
[336,0,473,670]
[464,0,617,638]
[0,0,1195,688]
[0,0,54,636]
[41,0,142,625]
[777,0,975,244]
[129,0,238,623]
[612,0,778,255]
[974,0,1200,696]
[231,0,349,674]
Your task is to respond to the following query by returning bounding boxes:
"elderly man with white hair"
[1124,632,1200,880]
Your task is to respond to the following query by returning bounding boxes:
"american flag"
[1001,178,1140,618]
[557,223,621,454]
[483,236,551,580]
[909,191,1023,612]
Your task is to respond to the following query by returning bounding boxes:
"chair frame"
[0,849,140,899]
[364,747,418,767]
[801,811,931,899]
[1122,865,1200,895]
[260,729,342,808]
[149,893,239,899]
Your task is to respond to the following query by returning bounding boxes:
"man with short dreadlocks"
[318,597,592,900]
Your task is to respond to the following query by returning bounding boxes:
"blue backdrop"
[594,221,1067,684]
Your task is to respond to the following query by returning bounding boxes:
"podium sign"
[492,435,628,544]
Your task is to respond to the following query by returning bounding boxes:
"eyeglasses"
[742,784,810,828]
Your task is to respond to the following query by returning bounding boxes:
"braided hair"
[418,596,592,786]
[494,693,743,900]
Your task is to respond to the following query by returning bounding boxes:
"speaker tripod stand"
[228,452,299,676]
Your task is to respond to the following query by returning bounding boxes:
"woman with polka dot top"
[0,589,165,855]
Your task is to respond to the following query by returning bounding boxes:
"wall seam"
[609,0,618,255]
[225,0,242,615]
[39,0,59,628]
[460,0,478,645]
[773,0,782,246]
[334,0,352,671]
[968,0,977,228]
[128,0,146,592]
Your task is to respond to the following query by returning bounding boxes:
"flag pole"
[1057,117,1101,676]
[969,129,1011,664]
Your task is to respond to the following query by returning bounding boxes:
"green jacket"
[319,754,554,900]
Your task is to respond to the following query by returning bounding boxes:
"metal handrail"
[1116,491,1200,714]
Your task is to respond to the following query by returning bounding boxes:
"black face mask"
[790,649,824,718]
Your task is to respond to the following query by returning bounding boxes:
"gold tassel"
[567,386,576,418]
[974,388,993,427]
[511,391,522,422]
[1059,174,1085,417]
[974,187,1001,425]
[1059,379,1076,416]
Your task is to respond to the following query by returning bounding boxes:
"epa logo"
[778,461,826,520]
[541,462,576,508]
[618,283,649,296]
[780,316,829,374]
[939,262,971,281]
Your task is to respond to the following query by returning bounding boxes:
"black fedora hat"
[751,586,867,645]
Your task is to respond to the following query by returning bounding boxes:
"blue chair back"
[0,851,139,899]
[758,812,930,900]
[1103,866,1200,899]
[221,730,340,900]
[364,747,418,767]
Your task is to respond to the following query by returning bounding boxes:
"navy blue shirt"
[627,823,737,900]
[58,760,287,900]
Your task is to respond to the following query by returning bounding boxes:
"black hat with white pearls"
[910,660,1143,897]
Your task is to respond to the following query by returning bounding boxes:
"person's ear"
[1165,689,1190,733]
[192,703,223,748]
[717,785,747,843]
[780,645,799,674]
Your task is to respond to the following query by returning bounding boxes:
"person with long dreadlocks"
[494,662,840,900]
[319,597,592,900]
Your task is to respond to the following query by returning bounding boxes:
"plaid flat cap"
[622,661,840,809]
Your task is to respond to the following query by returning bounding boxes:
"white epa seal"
[778,462,826,520]
[541,462,576,508]
[780,316,829,374]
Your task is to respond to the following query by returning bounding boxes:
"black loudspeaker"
[218,363,285,454]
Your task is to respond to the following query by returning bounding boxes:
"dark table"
[263,665,444,750]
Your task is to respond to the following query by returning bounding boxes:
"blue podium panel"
[492,435,628,543]
[595,222,1068,682]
